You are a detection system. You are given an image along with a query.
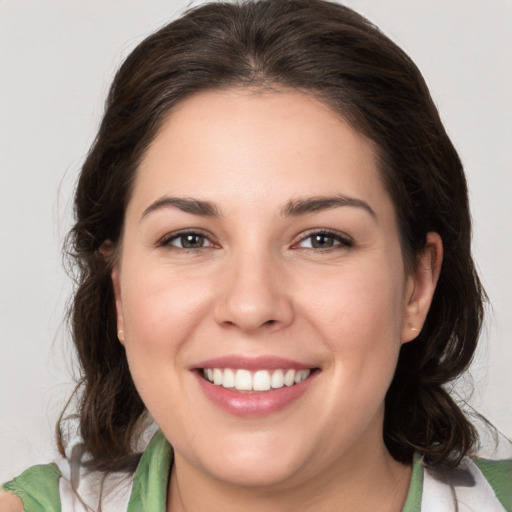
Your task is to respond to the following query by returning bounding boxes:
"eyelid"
[292,228,354,249]
[155,228,352,250]
[157,228,219,248]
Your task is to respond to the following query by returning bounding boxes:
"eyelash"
[158,229,353,252]
[293,229,354,251]
[157,230,217,250]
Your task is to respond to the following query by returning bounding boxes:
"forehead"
[130,88,392,219]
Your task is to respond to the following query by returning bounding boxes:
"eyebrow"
[141,196,221,219]
[281,194,377,220]
[141,193,376,221]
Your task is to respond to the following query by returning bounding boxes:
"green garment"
[2,431,510,511]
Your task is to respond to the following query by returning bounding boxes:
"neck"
[167,435,411,512]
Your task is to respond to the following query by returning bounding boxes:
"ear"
[111,264,125,345]
[100,240,126,344]
[401,232,443,343]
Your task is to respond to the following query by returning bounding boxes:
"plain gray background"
[1,0,511,482]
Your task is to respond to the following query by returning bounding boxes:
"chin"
[181,431,311,489]
[206,455,302,488]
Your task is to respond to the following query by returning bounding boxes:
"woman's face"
[113,89,439,489]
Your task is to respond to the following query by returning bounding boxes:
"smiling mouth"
[201,368,314,392]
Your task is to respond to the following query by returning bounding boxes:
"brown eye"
[180,234,206,248]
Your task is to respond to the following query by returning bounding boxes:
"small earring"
[118,329,125,342]
[410,327,420,334]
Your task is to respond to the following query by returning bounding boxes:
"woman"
[2,0,510,510]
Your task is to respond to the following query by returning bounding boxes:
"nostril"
[221,318,278,331]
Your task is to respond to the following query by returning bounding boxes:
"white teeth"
[295,369,311,383]
[253,370,271,391]
[202,367,312,391]
[213,368,223,385]
[271,369,284,389]
[222,368,235,388]
[235,369,252,390]
[284,369,296,386]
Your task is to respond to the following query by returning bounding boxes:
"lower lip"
[195,372,317,417]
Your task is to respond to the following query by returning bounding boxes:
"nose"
[214,250,294,334]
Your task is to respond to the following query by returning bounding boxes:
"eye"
[160,231,215,249]
[296,230,353,250]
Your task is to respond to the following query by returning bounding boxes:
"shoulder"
[0,491,24,512]
[474,457,512,511]
[422,456,512,512]
[1,456,135,512]
[1,463,61,512]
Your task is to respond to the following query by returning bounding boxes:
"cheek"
[118,264,213,370]
[300,261,405,343]
[117,265,216,431]
[296,259,406,396]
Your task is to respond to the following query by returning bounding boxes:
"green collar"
[401,453,423,512]
[127,430,174,512]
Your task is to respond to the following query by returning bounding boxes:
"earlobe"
[111,266,125,345]
[401,232,443,343]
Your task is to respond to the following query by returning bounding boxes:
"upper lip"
[192,355,314,371]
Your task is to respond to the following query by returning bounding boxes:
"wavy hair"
[59,0,485,471]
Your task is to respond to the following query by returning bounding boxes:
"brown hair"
[60,0,485,471]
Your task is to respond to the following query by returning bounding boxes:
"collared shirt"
[3,430,511,511]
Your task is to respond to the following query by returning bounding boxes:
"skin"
[0,492,23,512]
[112,89,442,512]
